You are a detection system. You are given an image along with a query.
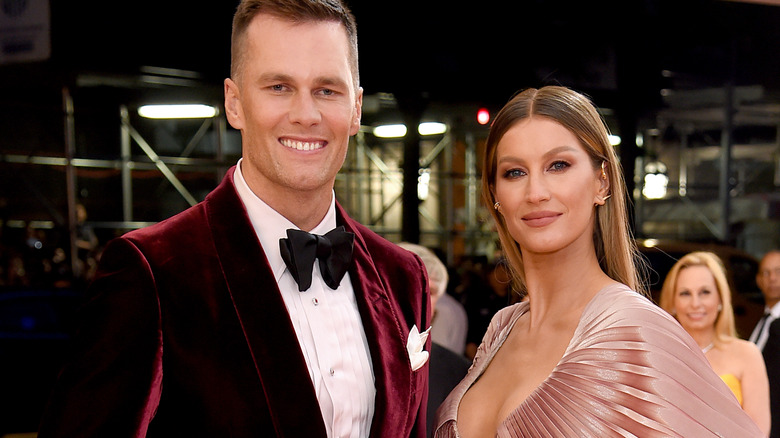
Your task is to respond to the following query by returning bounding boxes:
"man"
[38,1,430,437]
[750,250,780,437]
[397,243,470,437]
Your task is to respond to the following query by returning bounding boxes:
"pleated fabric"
[434,284,763,437]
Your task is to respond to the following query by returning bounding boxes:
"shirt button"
[329,368,335,376]
[312,297,319,306]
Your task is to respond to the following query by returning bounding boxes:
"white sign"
[0,0,50,64]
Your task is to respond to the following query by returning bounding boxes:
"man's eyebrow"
[314,75,350,88]
[258,72,292,83]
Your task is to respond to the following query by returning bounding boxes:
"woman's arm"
[740,340,772,435]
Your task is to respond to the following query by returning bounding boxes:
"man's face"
[757,252,780,307]
[224,14,362,201]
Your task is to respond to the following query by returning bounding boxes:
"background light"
[373,124,407,138]
[643,160,669,199]
[138,104,217,119]
[643,173,669,199]
[418,122,447,136]
[477,108,490,125]
[418,168,431,200]
[373,122,447,138]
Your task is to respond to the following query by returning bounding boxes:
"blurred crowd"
[0,204,103,292]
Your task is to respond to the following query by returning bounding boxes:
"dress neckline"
[454,283,628,435]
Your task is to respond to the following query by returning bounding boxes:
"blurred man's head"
[398,242,448,311]
[757,250,780,308]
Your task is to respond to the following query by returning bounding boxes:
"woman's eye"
[549,161,570,171]
[502,169,525,178]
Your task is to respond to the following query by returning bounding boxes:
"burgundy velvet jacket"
[39,168,431,438]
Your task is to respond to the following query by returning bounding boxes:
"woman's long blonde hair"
[481,86,646,297]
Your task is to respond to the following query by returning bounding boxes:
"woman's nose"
[525,173,551,203]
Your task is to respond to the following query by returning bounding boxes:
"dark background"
[24,0,780,112]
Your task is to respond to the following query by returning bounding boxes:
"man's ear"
[350,87,363,136]
[224,78,244,131]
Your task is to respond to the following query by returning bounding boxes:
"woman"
[433,86,763,437]
[659,251,771,435]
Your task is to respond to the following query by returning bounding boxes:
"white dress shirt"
[749,301,780,351]
[233,160,375,438]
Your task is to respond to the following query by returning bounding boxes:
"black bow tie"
[279,226,355,292]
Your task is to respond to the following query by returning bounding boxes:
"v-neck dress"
[433,283,762,437]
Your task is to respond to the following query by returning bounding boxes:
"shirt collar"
[768,301,780,317]
[233,159,337,282]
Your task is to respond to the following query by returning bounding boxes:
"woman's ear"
[595,161,611,206]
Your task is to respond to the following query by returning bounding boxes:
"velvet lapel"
[337,204,413,438]
[205,170,327,437]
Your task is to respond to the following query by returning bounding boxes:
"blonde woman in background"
[660,251,771,435]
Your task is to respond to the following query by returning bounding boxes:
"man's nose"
[289,93,322,126]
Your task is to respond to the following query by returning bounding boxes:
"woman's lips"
[522,211,561,227]
[685,312,707,321]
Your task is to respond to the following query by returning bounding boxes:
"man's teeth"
[282,139,324,151]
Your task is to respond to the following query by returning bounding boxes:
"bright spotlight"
[138,104,217,119]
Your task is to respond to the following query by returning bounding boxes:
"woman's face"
[493,117,607,256]
[673,265,722,333]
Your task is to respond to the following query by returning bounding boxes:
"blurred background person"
[398,242,467,356]
[660,251,770,435]
[462,260,512,359]
[750,249,780,437]
[433,289,467,356]
[398,242,470,437]
[422,249,468,356]
[74,203,100,284]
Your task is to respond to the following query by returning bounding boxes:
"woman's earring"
[493,201,501,211]
[598,162,611,205]
[596,194,611,206]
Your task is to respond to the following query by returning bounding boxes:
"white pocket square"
[406,324,431,371]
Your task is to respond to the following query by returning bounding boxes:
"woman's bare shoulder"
[725,337,764,359]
